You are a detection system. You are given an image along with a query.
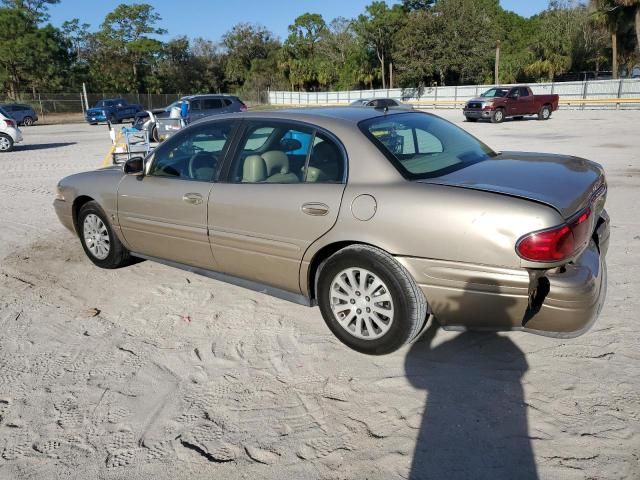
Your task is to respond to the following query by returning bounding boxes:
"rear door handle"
[302,202,329,216]
[183,193,203,205]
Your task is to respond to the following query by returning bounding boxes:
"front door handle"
[183,193,203,205]
[302,202,329,216]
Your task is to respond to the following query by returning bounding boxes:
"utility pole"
[495,40,500,85]
[389,62,394,90]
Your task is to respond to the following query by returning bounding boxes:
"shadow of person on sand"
[405,278,538,480]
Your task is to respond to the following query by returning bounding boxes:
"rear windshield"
[359,112,496,179]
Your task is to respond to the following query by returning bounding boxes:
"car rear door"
[517,87,535,115]
[208,119,347,293]
[201,98,224,118]
[117,120,237,269]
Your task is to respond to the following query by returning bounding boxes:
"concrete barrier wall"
[269,79,640,109]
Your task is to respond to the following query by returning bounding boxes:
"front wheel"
[317,245,428,355]
[490,108,505,123]
[78,201,132,269]
[0,133,14,152]
[538,105,552,120]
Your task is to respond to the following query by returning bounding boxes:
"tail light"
[240,102,248,112]
[517,207,592,262]
[3,118,16,128]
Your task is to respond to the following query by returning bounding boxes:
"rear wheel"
[22,116,34,126]
[465,116,478,122]
[317,245,428,355]
[78,201,132,269]
[538,105,552,120]
[490,108,505,123]
[0,133,14,152]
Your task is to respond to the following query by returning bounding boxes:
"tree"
[95,3,166,92]
[0,0,59,23]
[283,13,327,89]
[0,8,70,97]
[401,0,435,12]
[222,23,279,86]
[354,1,403,89]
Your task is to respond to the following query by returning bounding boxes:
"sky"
[47,0,551,41]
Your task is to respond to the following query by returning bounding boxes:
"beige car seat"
[242,155,267,183]
[262,150,299,183]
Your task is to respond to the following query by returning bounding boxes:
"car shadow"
[405,279,538,480]
[14,142,76,151]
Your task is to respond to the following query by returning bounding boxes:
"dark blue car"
[0,103,38,126]
[85,98,143,125]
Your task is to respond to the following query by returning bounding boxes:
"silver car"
[54,108,609,354]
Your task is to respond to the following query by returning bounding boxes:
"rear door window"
[202,99,223,110]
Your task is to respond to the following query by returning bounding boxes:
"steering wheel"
[188,151,217,180]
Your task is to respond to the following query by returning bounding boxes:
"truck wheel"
[538,105,552,120]
[490,108,505,124]
[465,117,478,123]
[317,245,428,355]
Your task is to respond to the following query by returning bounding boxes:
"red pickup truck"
[463,86,559,123]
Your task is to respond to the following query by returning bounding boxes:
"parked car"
[0,103,38,126]
[132,95,247,142]
[351,98,412,109]
[54,108,609,355]
[85,98,143,125]
[463,86,559,123]
[0,106,23,152]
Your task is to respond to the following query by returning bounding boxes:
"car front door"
[208,120,347,293]
[117,121,237,269]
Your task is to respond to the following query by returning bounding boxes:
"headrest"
[242,155,267,183]
[262,150,290,175]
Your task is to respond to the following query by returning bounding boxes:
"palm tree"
[616,0,640,57]
[591,0,628,77]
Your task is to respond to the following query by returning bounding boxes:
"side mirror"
[123,156,144,175]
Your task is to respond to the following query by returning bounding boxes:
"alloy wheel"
[83,214,110,260]
[329,267,395,340]
[0,136,12,151]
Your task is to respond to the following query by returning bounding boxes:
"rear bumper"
[397,212,609,337]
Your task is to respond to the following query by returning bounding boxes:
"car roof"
[182,94,236,100]
[202,106,422,128]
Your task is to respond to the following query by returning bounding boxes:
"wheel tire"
[538,105,552,120]
[465,116,478,122]
[0,133,14,152]
[109,115,119,125]
[490,108,505,123]
[151,125,159,143]
[22,116,34,126]
[78,201,132,269]
[317,245,428,355]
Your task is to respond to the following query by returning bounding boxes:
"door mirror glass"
[123,156,144,175]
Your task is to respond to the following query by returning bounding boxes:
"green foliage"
[1,0,637,98]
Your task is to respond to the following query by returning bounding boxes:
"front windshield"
[481,88,509,98]
[360,112,496,179]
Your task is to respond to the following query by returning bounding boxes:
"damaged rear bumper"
[397,211,609,337]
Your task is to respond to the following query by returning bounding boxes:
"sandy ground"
[0,111,638,480]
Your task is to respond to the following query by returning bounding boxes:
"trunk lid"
[418,151,605,219]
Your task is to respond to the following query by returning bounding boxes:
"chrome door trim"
[130,252,314,307]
